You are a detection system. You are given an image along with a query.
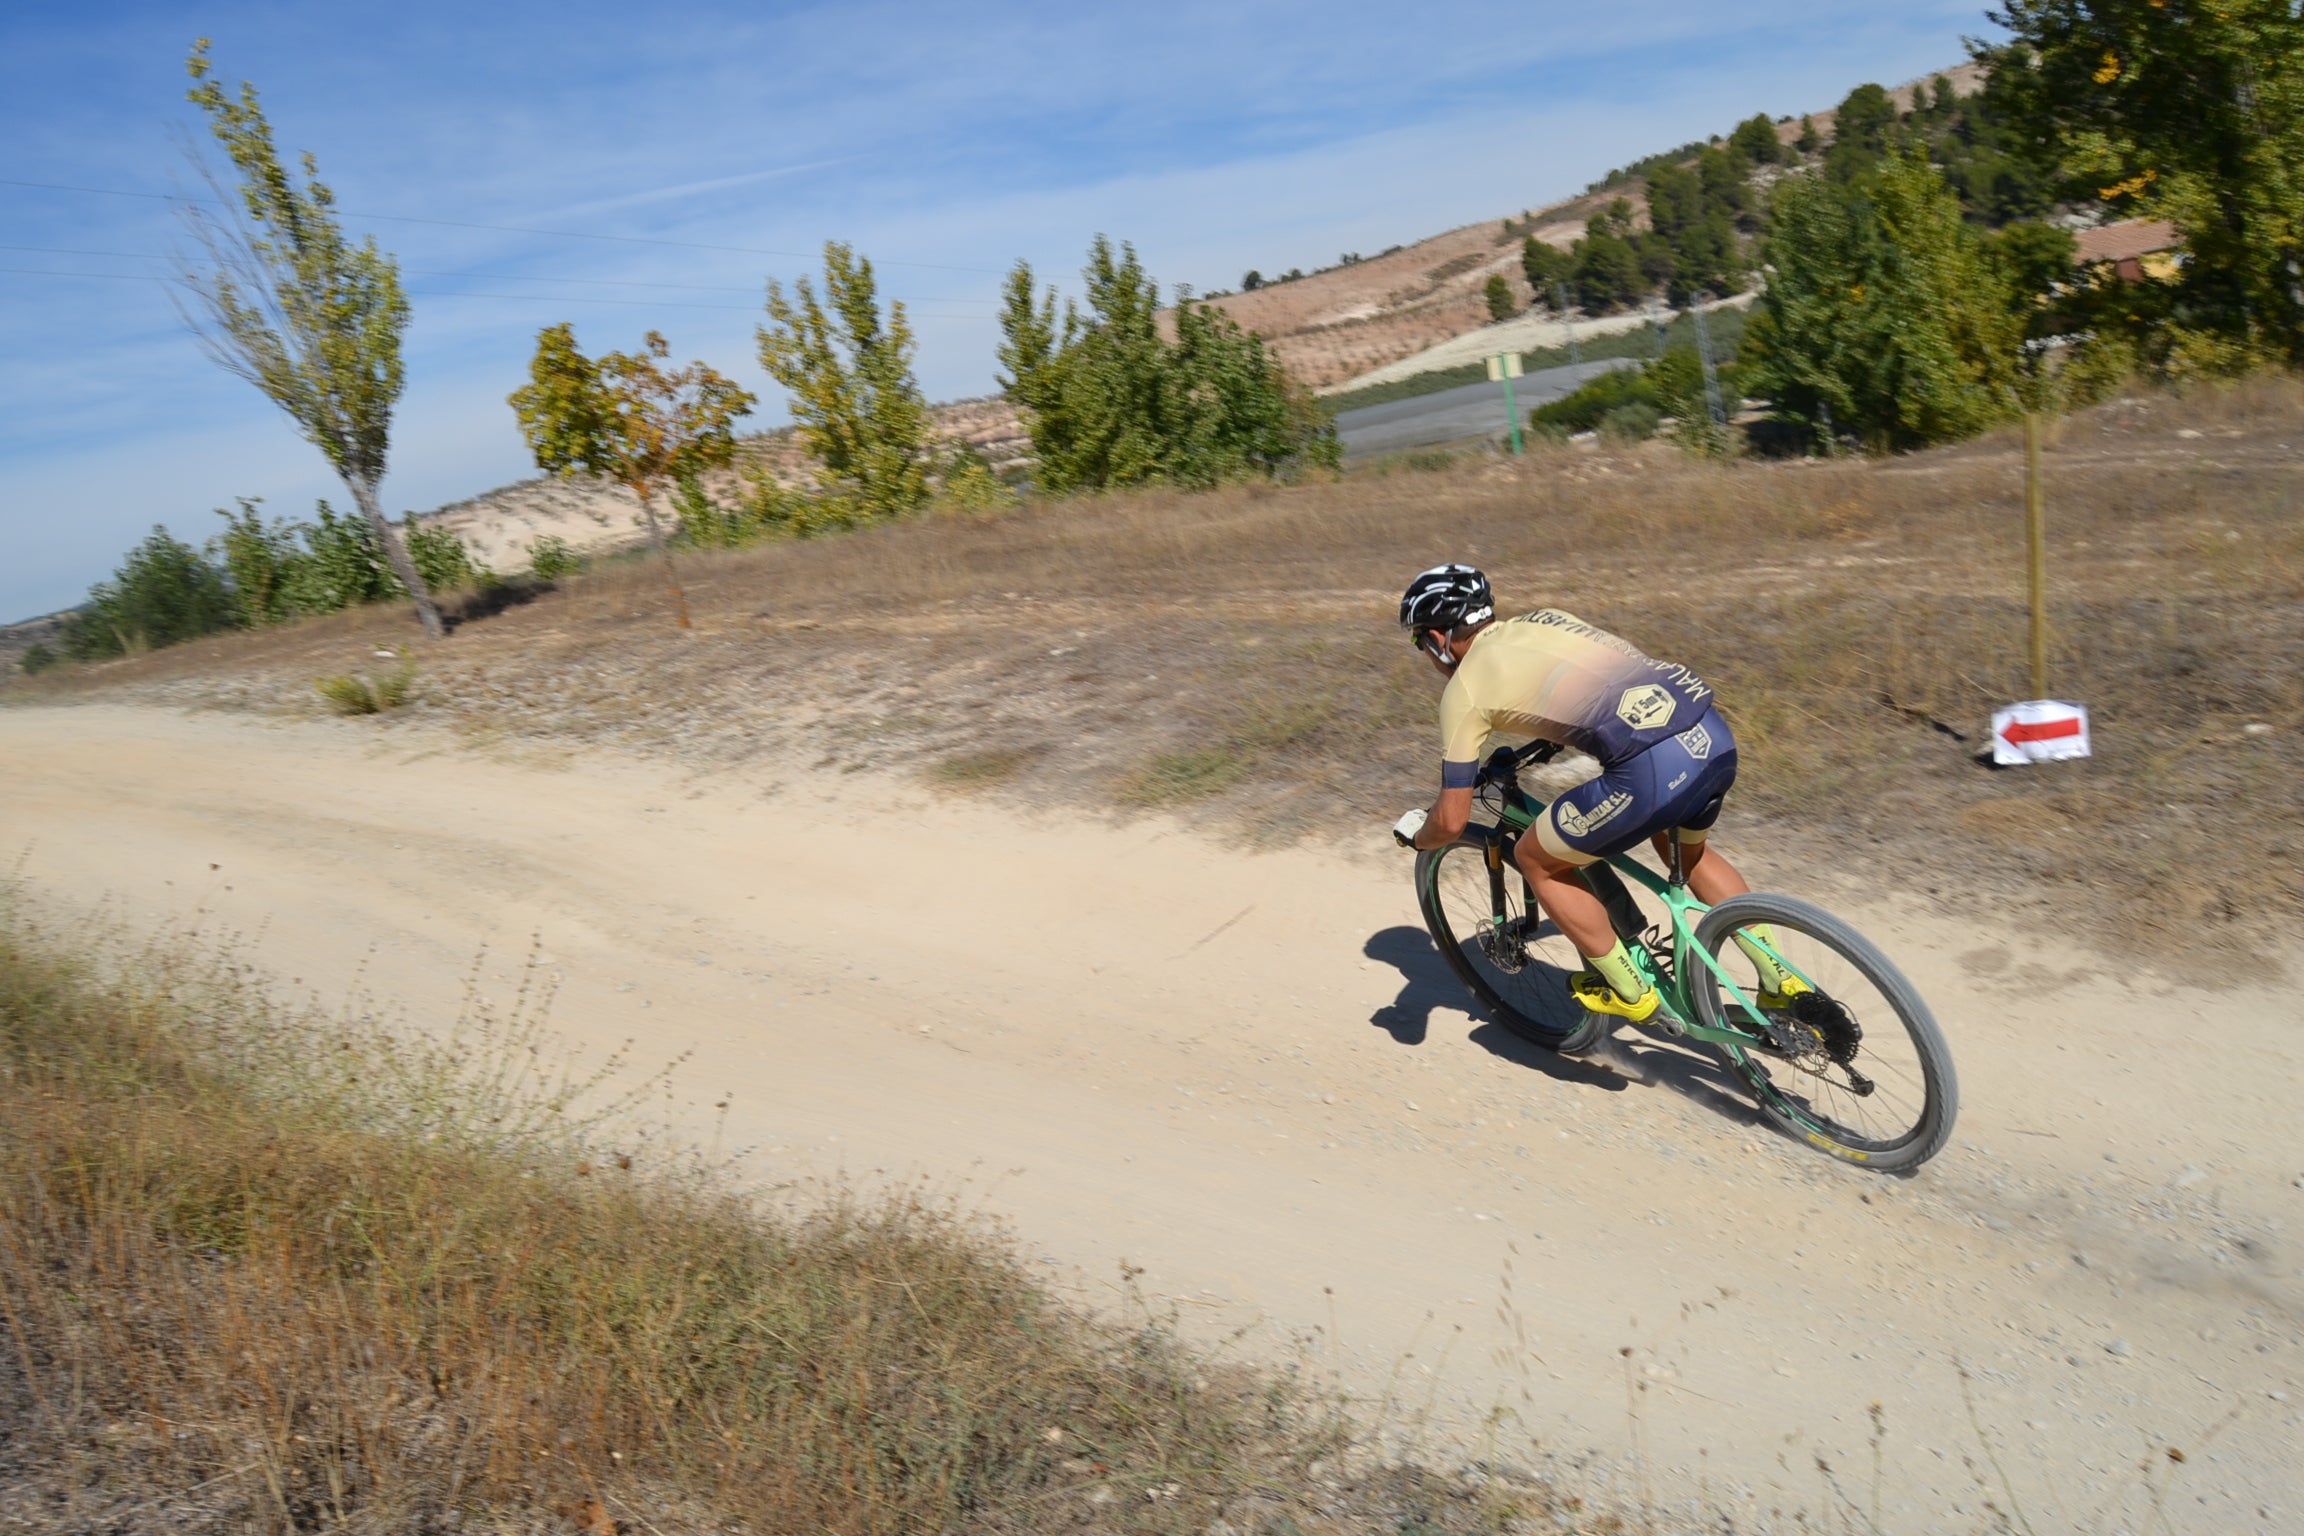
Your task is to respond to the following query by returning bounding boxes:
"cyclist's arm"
[1410,779,1476,850]
[1415,677,1487,850]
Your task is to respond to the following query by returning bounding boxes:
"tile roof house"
[2074,219,2180,282]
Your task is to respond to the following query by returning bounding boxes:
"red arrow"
[2000,716,2083,746]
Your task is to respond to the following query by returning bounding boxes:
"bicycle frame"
[1477,754,1798,1048]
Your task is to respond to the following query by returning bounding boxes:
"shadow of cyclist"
[1362,924,1781,1127]
[1362,925,1464,1044]
[1362,925,1626,1090]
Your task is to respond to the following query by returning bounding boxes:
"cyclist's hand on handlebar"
[1391,808,1428,848]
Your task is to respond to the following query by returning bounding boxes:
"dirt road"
[5,705,2299,1531]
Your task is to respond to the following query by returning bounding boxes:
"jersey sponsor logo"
[1554,789,1632,839]
[1667,770,1688,792]
[1646,660,1713,703]
[1616,683,1676,730]
[1676,721,1713,760]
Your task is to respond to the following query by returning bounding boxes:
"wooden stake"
[2025,414,2047,698]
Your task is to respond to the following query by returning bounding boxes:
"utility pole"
[1552,281,1581,364]
[1690,293,1727,428]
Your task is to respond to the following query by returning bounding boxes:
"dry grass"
[0,894,1631,1535]
[14,375,2304,961]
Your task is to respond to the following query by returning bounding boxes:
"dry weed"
[13,378,2304,961]
[0,893,1621,1536]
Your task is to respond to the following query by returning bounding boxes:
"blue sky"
[1,0,1988,620]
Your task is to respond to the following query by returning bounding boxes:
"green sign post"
[1486,351,1524,455]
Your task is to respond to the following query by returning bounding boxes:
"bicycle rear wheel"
[1414,836,1602,1052]
[1689,893,1957,1171]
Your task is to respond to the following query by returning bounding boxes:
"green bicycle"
[1414,741,1958,1171]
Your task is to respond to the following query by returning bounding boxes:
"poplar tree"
[755,243,933,520]
[997,236,1335,493]
[175,41,443,639]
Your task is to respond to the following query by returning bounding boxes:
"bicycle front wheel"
[1415,837,1601,1052]
[1689,893,1958,1172]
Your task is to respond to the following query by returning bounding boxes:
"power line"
[0,176,1005,276]
[0,264,993,319]
[0,242,998,306]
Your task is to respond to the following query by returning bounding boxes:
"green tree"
[1521,236,1570,295]
[1983,0,2304,364]
[1795,115,1821,156]
[1919,67,2058,227]
[1825,83,1899,181]
[1482,272,1516,321]
[176,42,443,640]
[1569,202,1647,312]
[757,242,934,521]
[406,520,481,594]
[1745,152,2019,450]
[212,497,305,626]
[1729,113,1785,167]
[1164,295,1339,484]
[997,237,1333,493]
[282,499,399,613]
[1645,160,1748,301]
[62,527,238,660]
[509,325,756,628]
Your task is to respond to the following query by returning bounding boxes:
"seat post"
[1667,828,1687,887]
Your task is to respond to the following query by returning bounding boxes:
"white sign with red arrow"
[1991,700,2092,766]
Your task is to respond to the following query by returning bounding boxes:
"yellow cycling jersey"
[1438,609,1713,782]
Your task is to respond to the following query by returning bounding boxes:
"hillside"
[416,63,1986,577]
[1203,61,1985,393]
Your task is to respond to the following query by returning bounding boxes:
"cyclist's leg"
[1651,833,1750,906]
[1516,762,1670,1017]
[1645,709,1746,906]
[1510,834,1617,955]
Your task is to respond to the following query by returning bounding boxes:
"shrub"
[314,656,418,715]
[406,519,483,593]
[0,897,1380,1536]
[1530,364,1650,433]
[1599,400,1664,442]
[212,497,308,626]
[1483,272,1515,322]
[280,499,400,613]
[527,533,583,580]
[19,643,59,675]
[62,525,239,660]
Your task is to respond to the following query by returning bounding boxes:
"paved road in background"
[1332,357,1640,459]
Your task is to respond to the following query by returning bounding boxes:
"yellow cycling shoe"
[1754,973,1813,1012]
[1568,969,1660,1023]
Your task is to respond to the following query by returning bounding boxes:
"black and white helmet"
[1398,564,1494,637]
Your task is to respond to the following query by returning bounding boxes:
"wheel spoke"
[1695,899,1952,1165]
[1424,843,1588,1041]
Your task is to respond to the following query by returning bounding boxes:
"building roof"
[2075,219,2179,265]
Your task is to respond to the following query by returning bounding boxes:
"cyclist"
[1389,564,1795,1028]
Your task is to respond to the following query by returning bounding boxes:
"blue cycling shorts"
[1533,707,1738,866]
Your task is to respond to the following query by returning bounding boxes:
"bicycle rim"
[1691,894,1957,1170]
[1417,840,1596,1049]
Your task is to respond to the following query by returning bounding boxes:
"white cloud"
[0,0,1993,618]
